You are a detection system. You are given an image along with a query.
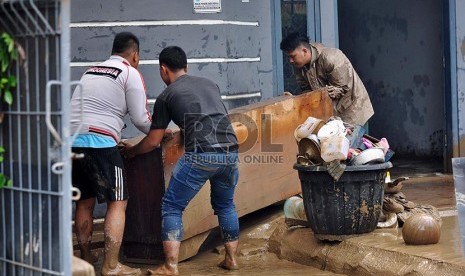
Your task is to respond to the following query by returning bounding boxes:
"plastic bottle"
[320,136,350,162]
[385,171,391,183]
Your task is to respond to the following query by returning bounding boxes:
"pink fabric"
[362,137,374,149]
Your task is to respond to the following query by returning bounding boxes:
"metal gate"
[0,0,74,275]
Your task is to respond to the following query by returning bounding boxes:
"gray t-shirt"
[151,74,237,152]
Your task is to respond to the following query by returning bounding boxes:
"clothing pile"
[295,116,394,180]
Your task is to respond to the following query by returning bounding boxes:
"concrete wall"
[338,0,445,157]
[70,0,276,138]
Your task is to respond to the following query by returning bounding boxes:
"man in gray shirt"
[71,32,150,275]
[124,46,239,275]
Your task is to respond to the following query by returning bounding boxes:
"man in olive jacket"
[280,32,374,126]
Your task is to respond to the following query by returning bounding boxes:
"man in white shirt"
[70,32,151,275]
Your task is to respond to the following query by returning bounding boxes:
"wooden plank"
[123,147,165,261]
[122,89,333,261]
[166,90,333,240]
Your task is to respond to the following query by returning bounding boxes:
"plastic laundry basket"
[294,162,392,240]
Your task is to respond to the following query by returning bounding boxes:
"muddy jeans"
[161,151,240,242]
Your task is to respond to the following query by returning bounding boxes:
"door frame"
[272,0,339,96]
[444,0,459,172]
[272,0,284,96]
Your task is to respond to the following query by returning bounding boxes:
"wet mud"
[401,176,456,209]
[349,215,465,266]
[157,249,344,276]
[89,225,342,276]
[74,181,463,276]
[85,205,343,275]
[270,216,465,276]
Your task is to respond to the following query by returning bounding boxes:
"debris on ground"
[378,176,442,229]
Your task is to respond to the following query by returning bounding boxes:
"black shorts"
[72,147,128,203]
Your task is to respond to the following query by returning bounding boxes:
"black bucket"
[294,162,392,240]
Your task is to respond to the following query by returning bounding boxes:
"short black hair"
[111,32,139,54]
[280,32,310,52]
[159,46,187,71]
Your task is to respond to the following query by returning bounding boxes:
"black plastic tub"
[293,162,392,240]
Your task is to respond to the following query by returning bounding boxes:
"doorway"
[338,0,447,173]
[280,0,308,94]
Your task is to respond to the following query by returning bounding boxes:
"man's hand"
[162,129,174,142]
[326,85,344,99]
[282,91,293,96]
[120,143,136,159]
[121,129,166,159]
[117,140,129,149]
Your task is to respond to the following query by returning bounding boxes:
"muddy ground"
[85,204,343,275]
[73,158,462,275]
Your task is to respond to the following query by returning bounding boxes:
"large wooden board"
[123,90,333,262]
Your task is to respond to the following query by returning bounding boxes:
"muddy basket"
[293,162,392,240]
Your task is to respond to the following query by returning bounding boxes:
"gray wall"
[338,0,445,157]
[70,0,277,138]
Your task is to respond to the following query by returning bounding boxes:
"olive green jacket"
[295,43,374,125]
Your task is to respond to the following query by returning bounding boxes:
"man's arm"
[123,128,165,158]
[125,67,152,134]
[320,48,353,93]
[124,91,172,158]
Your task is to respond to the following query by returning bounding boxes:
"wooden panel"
[122,89,333,261]
[164,90,333,240]
[123,148,165,260]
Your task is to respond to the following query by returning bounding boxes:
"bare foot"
[218,259,239,270]
[147,263,179,275]
[101,262,141,275]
